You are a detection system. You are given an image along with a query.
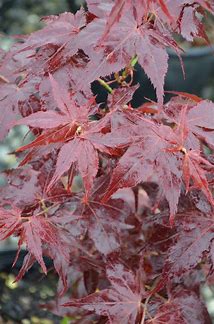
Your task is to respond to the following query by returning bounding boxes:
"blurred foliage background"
[0,0,85,50]
[0,0,84,34]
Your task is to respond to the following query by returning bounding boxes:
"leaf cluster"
[0,1,213,323]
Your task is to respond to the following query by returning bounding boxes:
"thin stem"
[98,78,113,93]
[141,295,152,324]
[130,55,138,67]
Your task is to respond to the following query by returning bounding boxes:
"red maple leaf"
[101,0,174,41]
[53,176,133,255]
[0,206,22,240]
[16,9,86,73]
[0,207,69,272]
[182,150,214,205]
[163,211,214,279]
[14,75,117,196]
[79,11,171,105]
[186,100,214,149]
[168,101,214,206]
[0,205,73,295]
[0,79,37,140]
[63,261,144,323]
[102,121,183,223]
[147,289,212,324]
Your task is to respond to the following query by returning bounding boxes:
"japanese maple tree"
[0,0,214,323]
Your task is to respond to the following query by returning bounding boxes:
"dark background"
[0,0,84,35]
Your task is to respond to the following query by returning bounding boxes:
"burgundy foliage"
[0,0,214,323]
